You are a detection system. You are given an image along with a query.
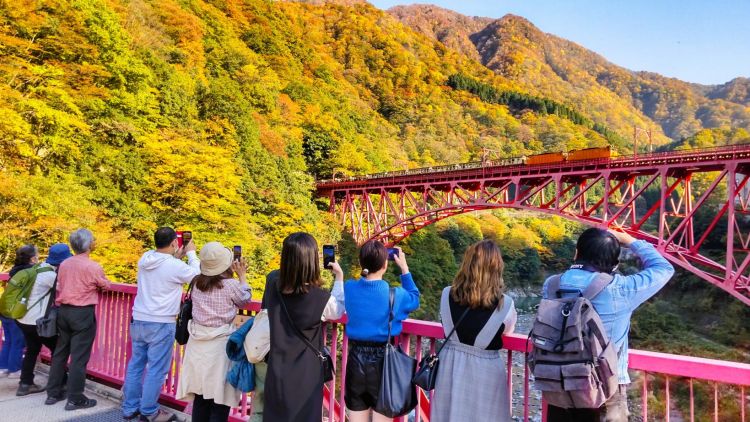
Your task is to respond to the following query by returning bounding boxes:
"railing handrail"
[95,281,750,387]
[316,142,750,188]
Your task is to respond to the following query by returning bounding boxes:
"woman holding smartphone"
[261,232,344,422]
[176,241,252,422]
[343,241,420,422]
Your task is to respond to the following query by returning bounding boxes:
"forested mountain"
[0,0,624,286]
[389,4,750,141]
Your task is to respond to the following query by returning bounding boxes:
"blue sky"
[369,0,750,85]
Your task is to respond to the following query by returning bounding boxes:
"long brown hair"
[279,232,322,294]
[451,240,505,309]
[194,268,234,292]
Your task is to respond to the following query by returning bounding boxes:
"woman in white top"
[15,243,73,396]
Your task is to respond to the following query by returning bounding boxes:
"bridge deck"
[0,367,125,422]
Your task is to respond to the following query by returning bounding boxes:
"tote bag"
[245,309,270,363]
[374,288,417,417]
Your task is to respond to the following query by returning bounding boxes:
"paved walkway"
[0,367,122,421]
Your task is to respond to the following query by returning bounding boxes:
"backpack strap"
[474,294,513,349]
[546,275,563,298]
[581,273,615,300]
[439,287,455,339]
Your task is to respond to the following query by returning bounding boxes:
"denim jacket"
[542,240,675,384]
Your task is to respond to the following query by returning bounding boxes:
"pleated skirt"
[430,340,511,422]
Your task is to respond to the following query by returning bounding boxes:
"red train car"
[525,152,566,166]
[566,146,612,162]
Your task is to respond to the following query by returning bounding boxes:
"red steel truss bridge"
[316,144,750,305]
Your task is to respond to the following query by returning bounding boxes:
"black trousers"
[192,394,231,422]
[15,321,59,385]
[546,385,629,422]
[46,305,96,402]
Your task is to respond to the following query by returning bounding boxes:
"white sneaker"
[7,371,20,379]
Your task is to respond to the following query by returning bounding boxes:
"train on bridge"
[324,146,614,182]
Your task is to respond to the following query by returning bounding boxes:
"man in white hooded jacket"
[122,227,200,422]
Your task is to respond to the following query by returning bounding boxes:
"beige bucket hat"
[199,241,233,276]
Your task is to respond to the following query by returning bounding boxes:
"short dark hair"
[14,244,38,266]
[155,227,177,249]
[359,240,388,277]
[575,228,621,273]
[279,232,321,295]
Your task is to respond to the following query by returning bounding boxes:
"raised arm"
[609,230,675,309]
[321,262,345,321]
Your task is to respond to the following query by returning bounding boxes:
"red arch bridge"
[316,144,750,305]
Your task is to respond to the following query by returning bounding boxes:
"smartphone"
[233,245,242,261]
[182,231,192,248]
[387,247,399,261]
[323,245,336,268]
[176,231,184,248]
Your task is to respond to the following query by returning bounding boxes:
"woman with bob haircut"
[343,240,419,422]
[262,232,344,422]
[430,240,517,422]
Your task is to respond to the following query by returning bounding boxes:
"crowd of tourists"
[0,224,673,422]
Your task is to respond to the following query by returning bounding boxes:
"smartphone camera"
[387,248,399,261]
[182,231,192,248]
[233,245,242,262]
[323,245,336,268]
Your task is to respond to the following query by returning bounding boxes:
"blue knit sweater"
[344,273,420,342]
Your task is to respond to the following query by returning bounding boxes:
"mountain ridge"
[387,4,750,140]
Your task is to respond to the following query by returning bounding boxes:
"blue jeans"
[122,321,176,417]
[0,316,25,373]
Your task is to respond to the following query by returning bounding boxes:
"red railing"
[0,282,748,421]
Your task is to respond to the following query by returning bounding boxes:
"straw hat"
[199,241,233,276]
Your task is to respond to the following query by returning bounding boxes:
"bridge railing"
[318,142,750,185]
[0,281,748,421]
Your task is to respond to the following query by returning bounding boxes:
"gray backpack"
[528,273,619,409]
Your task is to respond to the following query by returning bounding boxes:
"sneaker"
[139,409,178,422]
[6,371,20,379]
[64,397,97,410]
[45,393,66,405]
[123,410,140,421]
[16,383,46,396]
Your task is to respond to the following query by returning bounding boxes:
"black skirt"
[344,340,387,411]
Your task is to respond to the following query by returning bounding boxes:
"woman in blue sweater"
[344,241,420,422]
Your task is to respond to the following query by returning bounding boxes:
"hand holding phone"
[387,248,399,261]
[323,245,336,268]
[390,247,409,275]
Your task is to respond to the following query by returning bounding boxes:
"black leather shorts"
[344,340,386,411]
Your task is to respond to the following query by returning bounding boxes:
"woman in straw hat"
[177,241,252,422]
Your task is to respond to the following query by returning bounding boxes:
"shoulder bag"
[374,288,418,417]
[412,306,470,391]
[35,276,59,338]
[276,286,334,383]
[244,308,270,363]
[175,280,194,345]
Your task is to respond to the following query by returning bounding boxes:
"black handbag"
[374,288,418,418]
[412,307,470,391]
[277,286,334,383]
[175,281,194,345]
[35,276,58,338]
